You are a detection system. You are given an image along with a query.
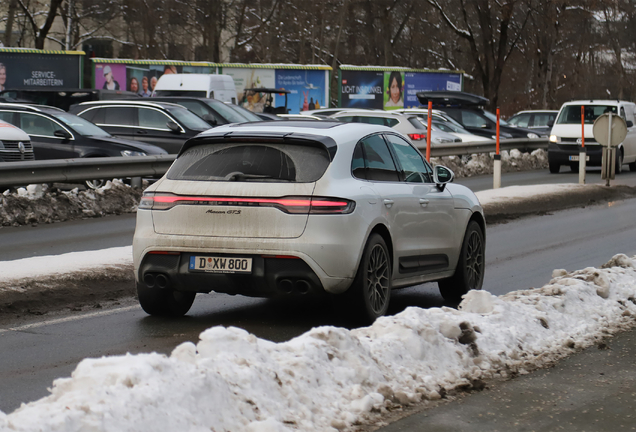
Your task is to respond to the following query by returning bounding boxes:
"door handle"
[136,130,148,135]
[419,199,429,207]
[383,199,394,208]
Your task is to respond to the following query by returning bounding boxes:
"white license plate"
[569,155,590,161]
[189,256,252,274]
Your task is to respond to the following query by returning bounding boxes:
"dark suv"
[70,100,212,153]
[0,103,166,160]
[416,91,545,139]
[146,97,261,126]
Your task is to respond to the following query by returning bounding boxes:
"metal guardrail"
[0,154,176,189]
[0,139,548,189]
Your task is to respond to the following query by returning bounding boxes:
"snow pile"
[1,254,635,432]
[432,148,548,178]
[0,180,142,227]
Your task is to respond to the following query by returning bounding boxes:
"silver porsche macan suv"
[133,121,485,322]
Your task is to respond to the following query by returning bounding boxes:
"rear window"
[167,143,331,182]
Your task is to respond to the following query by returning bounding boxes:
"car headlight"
[121,150,147,157]
[549,135,558,143]
[527,133,539,139]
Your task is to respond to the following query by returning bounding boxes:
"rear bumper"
[138,252,331,297]
[548,143,603,166]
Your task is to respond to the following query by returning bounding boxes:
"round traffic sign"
[593,113,627,147]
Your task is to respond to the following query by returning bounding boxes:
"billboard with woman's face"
[92,61,212,96]
[0,51,82,91]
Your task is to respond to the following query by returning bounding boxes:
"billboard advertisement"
[275,70,327,114]
[93,62,211,96]
[340,70,384,109]
[384,71,405,110]
[403,72,462,108]
[223,67,276,113]
[0,51,81,91]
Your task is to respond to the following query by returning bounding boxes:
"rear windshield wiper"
[223,172,290,182]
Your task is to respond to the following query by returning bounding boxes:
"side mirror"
[433,165,454,190]
[627,120,634,128]
[202,114,218,125]
[166,121,182,133]
[54,129,72,140]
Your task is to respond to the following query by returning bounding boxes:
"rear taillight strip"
[139,194,355,214]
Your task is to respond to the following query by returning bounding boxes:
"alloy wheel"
[465,231,484,289]
[366,244,389,315]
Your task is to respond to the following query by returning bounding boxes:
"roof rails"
[77,100,185,109]
[0,102,65,112]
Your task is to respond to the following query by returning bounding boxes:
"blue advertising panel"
[0,50,82,90]
[275,70,327,114]
[404,72,462,108]
[340,70,384,109]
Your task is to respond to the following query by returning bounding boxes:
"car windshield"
[167,107,213,130]
[556,105,618,125]
[204,100,252,123]
[433,121,469,134]
[53,112,110,137]
[226,103,262,122]
[482,110,510,126]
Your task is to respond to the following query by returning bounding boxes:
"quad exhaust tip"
[295,280,310,294]
[144,272,171,289]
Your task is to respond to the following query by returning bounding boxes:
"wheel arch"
[368,223,394,268]
[469,210,486,243]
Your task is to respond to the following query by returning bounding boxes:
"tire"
[615,150,623,175]
[85,179,107,190]
[549,162,560,174]
[438,221,485,303]
[347,233,391,323]
[137,282,196,316]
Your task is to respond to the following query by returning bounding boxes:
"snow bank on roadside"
[0,246,132,285]
[0,180,142,227]
[432,148,547,178]
[1,255,635,432]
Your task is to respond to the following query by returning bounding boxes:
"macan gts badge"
[132,121,486,323]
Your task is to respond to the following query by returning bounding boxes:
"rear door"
[384,133,457,275]
[85,106,138,142]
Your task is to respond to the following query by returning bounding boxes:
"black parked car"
[146,97,261,126]
[70,100,212,154]
[0,102,167,188]
[416,91,545,139]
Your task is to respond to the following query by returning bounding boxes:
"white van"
[0,119,34,162]
[548,100,636,174]
[153,74,238,104]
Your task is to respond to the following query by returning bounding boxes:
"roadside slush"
[374,320,636,432]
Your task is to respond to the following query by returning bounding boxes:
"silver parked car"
[133,121,486,322]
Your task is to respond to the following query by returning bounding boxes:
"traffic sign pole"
[493,108,501,189]
[579,105,586,184]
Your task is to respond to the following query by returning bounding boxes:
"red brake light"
[140,193,355,214]
[408,133,426,141]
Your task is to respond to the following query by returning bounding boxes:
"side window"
[138,108,172,130]
[360,134,400,182]
[385,118,399,127]
[510,114,530,128]
[359,116,384,125]
[385,134,432,183]
[104,107,135,126]
[18,113,58,137]
[462,111,489,128]
[620,107,626,120]
[336,116,354,122]
[351,142,366,180]
[0,111,15,124]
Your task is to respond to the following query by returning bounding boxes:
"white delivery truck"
[153,74,238,103]
[548,100,636,174]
